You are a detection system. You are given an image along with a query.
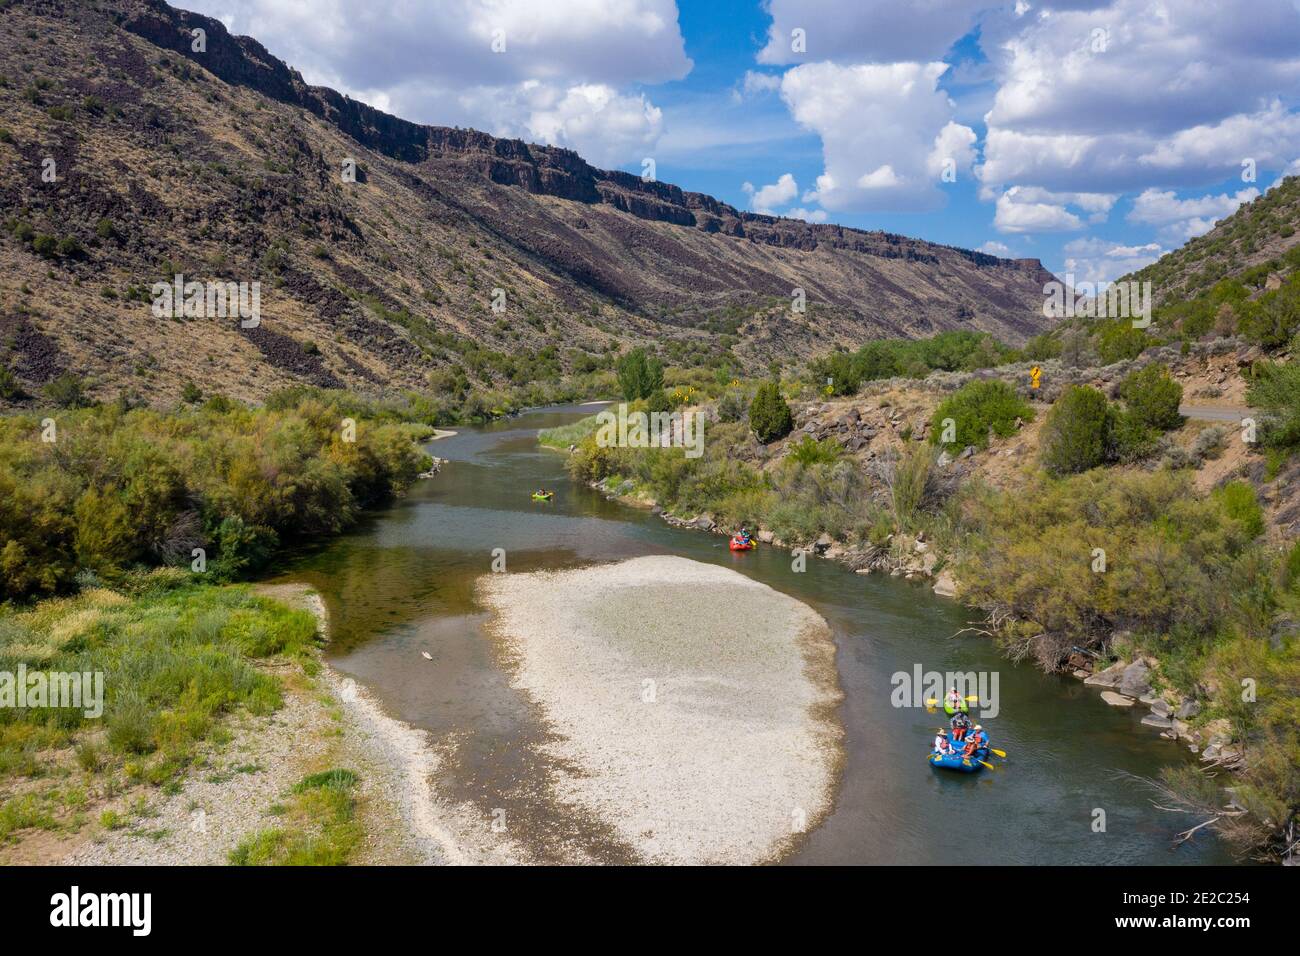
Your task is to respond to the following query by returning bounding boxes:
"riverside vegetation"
[0,382,540,859]
[548,291,1300,860]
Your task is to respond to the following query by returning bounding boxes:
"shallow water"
[275,404,1233,865]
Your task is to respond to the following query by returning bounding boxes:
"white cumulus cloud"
[780,61,975,212]
[757,0,990,64]
[1062,237,1167,286]
[182,0,691,166]
[743,173,800,214]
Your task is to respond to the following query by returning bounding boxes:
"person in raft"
[738,526,753,545]
[945,686,964,712]
[950,710,971,742]
[970,725,989,750]
[932,729,953,755]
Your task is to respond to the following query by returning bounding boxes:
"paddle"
[924,694,980,713]
[978,760,996,770]
[989,748,1007,758]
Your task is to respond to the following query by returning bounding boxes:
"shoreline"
[261,583,529,866]
[585,472,1234,764]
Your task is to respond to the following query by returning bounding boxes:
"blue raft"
[928,745,989,773]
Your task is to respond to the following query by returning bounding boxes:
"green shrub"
[957,469,1260,665]
[1107,408,1158,463]
[1024,333,1063,361]
[1283,540,1300,592]
[1095,320,1155,364]
[615,348,664,401]
[787,434,842,467]
[0,397,432,600]
[810,331,1016,396]
[42,373,91,408]
[929,380,1032,451]
[1119,363,1183,431]
[1040,385,1110,475]
[1246,361,1300,450]
[645,389,673,414]
[748,381,793,444]
[1213,481,1265,538]
[0,364,24,401]
[882,444,934,528]
[1238,284,1300,348]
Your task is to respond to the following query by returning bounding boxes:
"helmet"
[938,729,948,736]
[974,725,983,730]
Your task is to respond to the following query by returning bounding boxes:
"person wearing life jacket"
[945,686,963,712]
[932,729,953,755]
[950,711,971,742]
[970,725,989,751]
[962,734,981,758]
[738,526,753,545]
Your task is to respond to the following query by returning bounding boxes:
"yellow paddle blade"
[964,695,980,701]
[979,760,995,770]
[925,698,939,706]
[989,748,1007,758]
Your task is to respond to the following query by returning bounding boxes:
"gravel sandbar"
[478,555,843,864]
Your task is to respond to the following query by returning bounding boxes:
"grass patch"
[538,413,602,449]
[0,576,321,841]
[229,767,360,865]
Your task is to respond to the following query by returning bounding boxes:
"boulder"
[1149,698,1171,718]
[757,529,775,544]
[1100,691,1135,707]
[1084,661,1126,688]
[932,570,957,598]
[814,533,833,553]
[1175,699,1201,720]
[1201,718,1231,744]
[1118,660,1152,698]
[1141,714,1173,729]
[937,450,953,468]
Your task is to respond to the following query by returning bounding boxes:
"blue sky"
[192,0,1300,285]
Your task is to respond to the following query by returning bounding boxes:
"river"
[275,403,1233,865]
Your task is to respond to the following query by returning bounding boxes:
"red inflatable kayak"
[729,536,755,551]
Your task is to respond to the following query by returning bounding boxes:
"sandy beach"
[478,555,844,864]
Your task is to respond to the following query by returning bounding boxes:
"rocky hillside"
[1131,175,1300,306]
[0,0,1055,405]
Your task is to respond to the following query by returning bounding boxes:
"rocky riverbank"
[586,468,1236,771]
